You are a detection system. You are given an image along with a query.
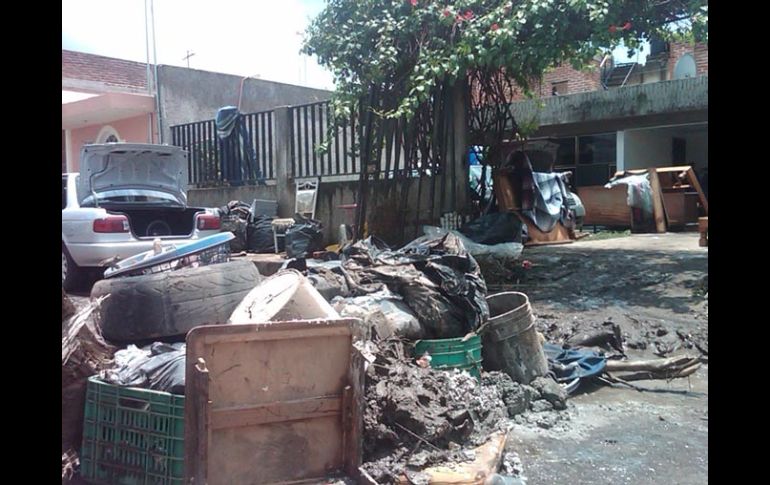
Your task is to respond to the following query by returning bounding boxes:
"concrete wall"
[511,76,708,138]
[187,176,437,247]
[157,65,333,143]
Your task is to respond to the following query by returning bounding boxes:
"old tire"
[92,260,262,343]
[62,244,84,292]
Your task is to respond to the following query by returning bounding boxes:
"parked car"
[62,143,222,290]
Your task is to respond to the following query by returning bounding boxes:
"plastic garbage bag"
[332,288,423,339]
[285,214,325,258]
[246,215,275,253]
[459,212,523,244]
[100,342,186,395]
[340,233,489,338]
[422,226,523,260]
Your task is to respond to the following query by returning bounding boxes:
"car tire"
[92,260,262,343]
[62,244,84,292]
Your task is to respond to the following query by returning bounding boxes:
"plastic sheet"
[100,342,186,395]
[285,214,325,258]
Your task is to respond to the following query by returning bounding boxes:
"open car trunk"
[108,206,204,239]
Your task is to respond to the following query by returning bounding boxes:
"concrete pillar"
[273,106,294,217]
[616,130,625,171]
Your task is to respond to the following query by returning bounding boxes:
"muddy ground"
[65,232,707,484]
[497,232,708,484]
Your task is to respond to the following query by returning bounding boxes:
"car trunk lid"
[77,143,188,206]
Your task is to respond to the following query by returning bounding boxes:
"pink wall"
[68,114,154,172]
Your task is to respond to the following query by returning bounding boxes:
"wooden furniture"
[577,184,632,227]
[699,217,708,247]
[184,318,365,484]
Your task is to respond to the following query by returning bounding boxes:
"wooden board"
[647,168,667,233]
[395,432,508,485]
[185,319,365,485]
[577,185,632,227]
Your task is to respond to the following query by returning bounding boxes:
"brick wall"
[62,50,148,91]
[668,41,708,77]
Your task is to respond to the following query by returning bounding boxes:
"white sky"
[62,0,335,90]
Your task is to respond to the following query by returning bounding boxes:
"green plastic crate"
[80,376,185,485]
[414,334,483,378]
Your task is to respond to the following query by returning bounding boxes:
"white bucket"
[228,269,340,324]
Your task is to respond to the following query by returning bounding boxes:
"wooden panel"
[663,192,699,226]
[185,319,364,485]
[647,168,667,233]
[577,185,632,226]
[492,170,517,212]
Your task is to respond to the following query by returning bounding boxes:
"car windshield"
[80,189,181,207]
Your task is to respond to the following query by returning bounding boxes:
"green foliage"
[305,0,707,123]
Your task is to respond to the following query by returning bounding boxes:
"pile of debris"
[361,338,564,483]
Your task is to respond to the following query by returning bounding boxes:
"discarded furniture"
[271,218,295,253]
[493,169,576,246]
[578,165,708,233]
[577,184,631,227]
[184,318,365,484]
[296,179,320,219]
[699,216,708,247]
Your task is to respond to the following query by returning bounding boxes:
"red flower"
[410,0,417,6]
[608,25,617,33]
[622,21,632,30]
[442,8,451,18]
[456,14,464,23]
[490,23,499,31]
[522,260,533,270]
[463,10,474,20]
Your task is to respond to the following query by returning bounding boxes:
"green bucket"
[413,334,483,378]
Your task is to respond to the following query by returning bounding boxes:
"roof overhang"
[62,92,155,130]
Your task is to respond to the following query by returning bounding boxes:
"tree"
[304,0,707,168]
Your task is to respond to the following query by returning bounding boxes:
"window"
[578,134,616,165]
[552,81,569,96]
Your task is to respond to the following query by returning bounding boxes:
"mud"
[361,339,567,483]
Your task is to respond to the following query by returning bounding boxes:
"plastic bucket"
[481,292,548,384]
[228,269,340,323]
[414,334,483,378]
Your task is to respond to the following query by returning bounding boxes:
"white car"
[62,143,222,290]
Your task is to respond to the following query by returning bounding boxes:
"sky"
[62,0,335,90]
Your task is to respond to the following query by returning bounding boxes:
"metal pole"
[150,0,163,144]
[144,0,153,142]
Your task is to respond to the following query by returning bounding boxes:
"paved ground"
[505,233,708,484]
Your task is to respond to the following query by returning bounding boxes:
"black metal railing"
[170,110,274,187]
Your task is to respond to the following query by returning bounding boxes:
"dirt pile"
[361,339,565,483]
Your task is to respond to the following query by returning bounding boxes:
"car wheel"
[62,245,84,292]
[92,260,262,343]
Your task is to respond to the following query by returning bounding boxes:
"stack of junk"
[63,226,633,485]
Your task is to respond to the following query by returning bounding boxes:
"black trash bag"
[285,214,324,259]
[221,215,248,252]
[340,232,489,338]
[459,212,523,245]
[100,342,186,395]
[246,215,276,253]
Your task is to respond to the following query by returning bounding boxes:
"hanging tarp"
[215,106,264,186]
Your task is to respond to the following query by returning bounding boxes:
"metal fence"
[170,110,274,187]
[170,99,450,186]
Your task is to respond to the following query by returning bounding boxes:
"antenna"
[183,50,196,68]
